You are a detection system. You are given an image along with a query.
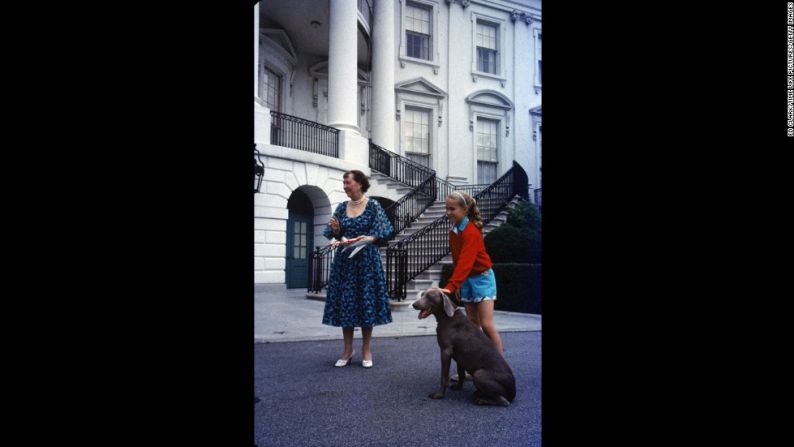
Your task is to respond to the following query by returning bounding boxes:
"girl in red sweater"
[440,191,504,356]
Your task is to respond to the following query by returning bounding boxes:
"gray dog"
[412,287,516,406]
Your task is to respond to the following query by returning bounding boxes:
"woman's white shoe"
[361,359,373,368]
[334,351,354,367]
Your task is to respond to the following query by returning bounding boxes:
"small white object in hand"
[341,237,374,258]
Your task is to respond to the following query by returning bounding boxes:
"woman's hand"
[329,216,340,235]
[341,235,373,244]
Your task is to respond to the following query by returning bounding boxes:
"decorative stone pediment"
[466,90,514,111]
[395,78,447,99]
[261,28,297,65]
[466,90,514,135]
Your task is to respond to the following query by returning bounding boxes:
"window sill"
[400,56,441,74]
[472,71,507,87]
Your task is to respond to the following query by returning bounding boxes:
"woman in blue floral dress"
[323,170,393,368]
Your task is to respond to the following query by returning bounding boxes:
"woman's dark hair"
[344,170,370,192]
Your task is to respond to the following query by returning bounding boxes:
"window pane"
[477,118,498,162]
[477,48,497,74]
[407,32,429,60]
[406,4,430,34]
[407,153,429,168]
[478,162,497,184]
[265,67,281,111]
[405,108,430,155]
[476,23,497,50]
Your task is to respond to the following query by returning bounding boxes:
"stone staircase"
[383,196,523,310]
[366,171,416,203]
[307,171,523,311]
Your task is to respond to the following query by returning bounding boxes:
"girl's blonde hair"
[447,191,483,229]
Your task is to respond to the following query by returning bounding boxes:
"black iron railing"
[270,111,340,158]
[451,184,491,197]
[382,174,436,239]
[369,141,434,187]
[308,245,335,293]
[385,162,529,300]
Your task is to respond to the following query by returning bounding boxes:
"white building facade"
[255,0,541,286]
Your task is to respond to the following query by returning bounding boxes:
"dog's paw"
[428,392,445,399]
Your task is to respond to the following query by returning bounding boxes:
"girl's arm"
[444,232,481,295]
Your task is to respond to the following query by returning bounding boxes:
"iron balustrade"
[270,111,340,158]
[369,141,435,187]
[308,245,335,293]
[385,162,529,300]
[450,184,491,198]
[309,143,435,294]
[382,174,437,240]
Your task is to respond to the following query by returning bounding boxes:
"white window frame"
[399,0,441,74]
[530,107,542,188]
[475,116,500,184]
[259,29,297,115]
[398,99,438,169]
[533,27,542,94]
[403,106,433,166]
[466,90,514,183]
[472,112,503,184]
[262,66,283,112]
[470,12,507,87]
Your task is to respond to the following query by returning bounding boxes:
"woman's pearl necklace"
[350,196,366,206]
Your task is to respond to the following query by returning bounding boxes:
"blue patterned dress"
[322,199,394,327]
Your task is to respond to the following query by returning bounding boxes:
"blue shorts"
[459,268,497,303]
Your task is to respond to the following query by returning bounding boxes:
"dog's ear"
[442,292,456,317]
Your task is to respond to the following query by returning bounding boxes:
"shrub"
[506,201,542,232]
[438,263,541,314]
[484,200,541,264]
[484,224,541,264]
[438,200,542,314]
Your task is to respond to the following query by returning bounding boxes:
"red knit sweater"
[446,217,493,295]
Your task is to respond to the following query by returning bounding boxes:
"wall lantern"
[254,143,265,193]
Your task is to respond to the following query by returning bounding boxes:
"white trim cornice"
[465,89,514,110]
[395,77,448,98]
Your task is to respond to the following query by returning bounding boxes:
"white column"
[254,2,260,99]
[371,0,395,149]
[327,0,360,133]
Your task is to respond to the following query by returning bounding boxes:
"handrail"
[308,245,335,293]
[369,141,434,187]
[385,162,529,300]
[271,111,340,158]
[382,174,436,239]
